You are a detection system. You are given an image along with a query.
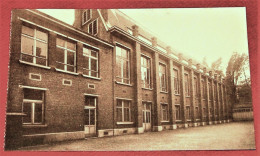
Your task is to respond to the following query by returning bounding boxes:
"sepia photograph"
[1,0,258,154]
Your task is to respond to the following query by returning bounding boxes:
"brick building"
[5,9,230,149]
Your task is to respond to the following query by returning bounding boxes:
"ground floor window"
[175,105,181,120]
[186,106,191,120]
[161,103,169,121]
[22,88,44,124]
[117,99,131,122]
[142,102,151,123]
[195,106,199,119]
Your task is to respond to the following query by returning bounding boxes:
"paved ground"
[20,121,256,151]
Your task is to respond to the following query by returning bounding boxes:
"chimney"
[188,59,192,66]
[132,25,139,37]
[196,63,200,70]
[151,37,157,47]
[178,53,183,61]
[166,46,172,55]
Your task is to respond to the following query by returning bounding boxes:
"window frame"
[20,25,48,66]
[175,104,181,120]
[184,73,190,97]
[115,45,131,84]
[22,89,45,125]
[82,9,92,25]
[159,63,167,92]
[116,99,131,123]
[141,54,152,89]
[161,103,169,122]
[56,37,77,73]
[173,68,180,95]
[88,19,98,36]
[186,106,191,120]
[82,47,99,78]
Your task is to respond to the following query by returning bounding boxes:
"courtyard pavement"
[20,121,256,151]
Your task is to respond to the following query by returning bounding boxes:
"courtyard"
[20,121,255,151]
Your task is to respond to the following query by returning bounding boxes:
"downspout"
[112,37,115,136]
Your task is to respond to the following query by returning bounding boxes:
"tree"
[211,57,224,76]
[225,52,250,118]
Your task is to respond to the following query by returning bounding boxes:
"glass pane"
[23,103,31,123]
[36,57,46,66]
[91,59,97,72]
[121,49,127,59]
[67,41,76,51]
[67,51,75,65]
[116,46,121,56]
[124,101,130,107]
[123,60,129,78]
[56,62,64,70]
[146,104,150,110]
[116,58,122,78]
[143,111,145,123]
[56,47,64,63]
[124,108,130,121]
[117,100,122,107]
[83,56,90,70]
[123,79,130,84]
[87,9,91,20]
[85,97,95,106]
[34,103,43,123]
[21,53,33,63]
[36,41,47,58]
[91,50,97,58]
[84,109,90,125]
[91,71,98,77]
[93,20,97,35]
[117,108,122,122]
[56,38,65,47]
[21,36,34,55]
[22,26,34,37]
[89,23,93,34]
[90,109,95,125]
[83,48,90,56]
[24,89,43,100]
[36,30,47,41]
[67,65,75,72]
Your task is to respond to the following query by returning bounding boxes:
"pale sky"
[38,8,249,75]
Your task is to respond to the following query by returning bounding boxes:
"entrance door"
[84,96,97,137]
[143,102,151,131]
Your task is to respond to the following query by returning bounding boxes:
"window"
[141,55,151,89]
[159,63,167,92]
[203,108,207,120]
[184,73,190,96]
[175,105,181,120]
[22,88,44,124]
[186,106,191,120]
[214,84,217,99]
[88,19,98,35]
[161,103,169,121]
[82,9,91,25]
[195,107,199,119]
[116,100,131,122]
[201,80,206,99]
[209,82,212,100]
[194,77,199,98]
[173,69,180,94]
[21,25,48,66]
[116,46,130,84]
[56,38,76,72]
[83,47,98,77]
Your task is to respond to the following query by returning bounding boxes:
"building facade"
[5,9,231,149]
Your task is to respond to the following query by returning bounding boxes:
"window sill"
[161,121,170,123]
[82,74,101,80]
[115,81,133,87]
[23,124,48,128]
[186,96,191,98]
[176,120,182,122]
[19,60,51,70]
[55,68,79,76]
[142,87,153,91]
[116,122,134,125]
[196,119,201,121]
[160,91,168,94]
[174,94,180,96]
[187,119,192,122]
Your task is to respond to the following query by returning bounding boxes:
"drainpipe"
[112,38,115,136]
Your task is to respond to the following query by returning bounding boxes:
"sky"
[38,8,249,76]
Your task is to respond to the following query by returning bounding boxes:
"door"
[84,96,97,137]
[143,102,151,131]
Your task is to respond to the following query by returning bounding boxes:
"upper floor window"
[209,82,212,100]
[159,63,167,92]
[21,25,48,66]
[88,19,98,36]
[116,45,130,84]
[83,47,98,77]
[22,88,45,124]
[117,99,131,122]
[56,38,76,73]
[82,9,92,25]
[184,73,190,96]
[194,77,199,98]
[141,55,151,89]
[173,69,180,94]
[202,80,206,99]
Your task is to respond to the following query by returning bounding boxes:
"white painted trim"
[142,100,153,103]
[116,122,134,125]
[19,85,48,90]
[19,13,113,48]
[82,74,101,80]
[19,60,51,69]
[82,9,92,26]
[116,97,133,101]
[55,68,79,76]
[23,131,84,137]
[88,83,95,89]
[84,93,99,97]
[29,73,42,81]
[115,42,131,50]
[62,79,72,86]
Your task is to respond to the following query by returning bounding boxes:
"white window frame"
[184,73,190,97]
[173,68,180,95]
[88,19,98,36]
[22,89,44,125]
[141,54,151,89]
[29,73,42,81]
[82,9,92,25]
[56,38,76,72]
[161,103,169,122]
[159,63,167,92]
[116,99,131,122]
[186,106,191,120]
[21,25,48,66]
[62,79,72,86]
[175,104,181,120]
[115,45,130,84]
[83,47,99,78]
